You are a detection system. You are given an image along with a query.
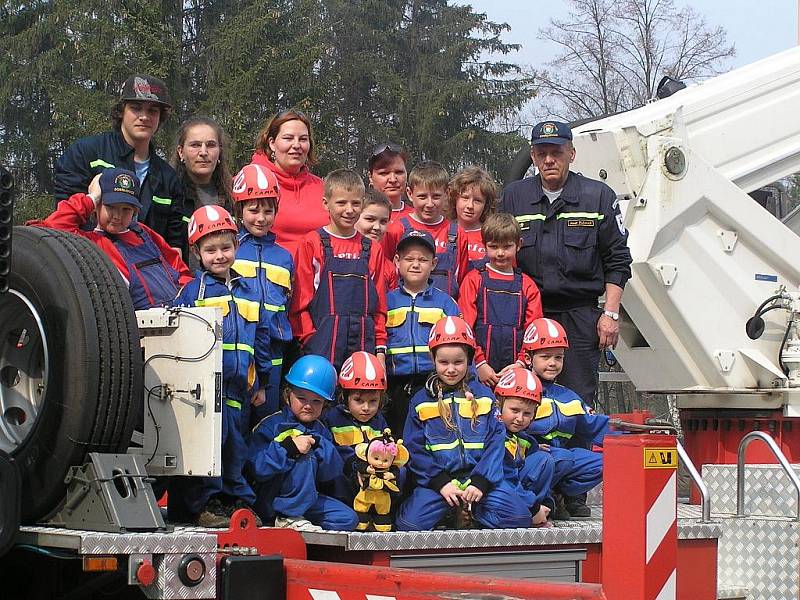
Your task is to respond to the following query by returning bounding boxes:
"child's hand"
[292,434,316,454]
[497,362,522,377]
[439,481,463,507]
[250,388,266,407]
[477,363,499,387]
[461,484,483,504]
[532,504,551,526]
[539,443,550,451]
[87,173,103,206]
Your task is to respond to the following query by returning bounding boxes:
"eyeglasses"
[370,142,403,158]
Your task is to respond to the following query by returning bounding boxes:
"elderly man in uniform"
[501,121,632,517]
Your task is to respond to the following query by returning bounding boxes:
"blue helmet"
[285,355,338,402]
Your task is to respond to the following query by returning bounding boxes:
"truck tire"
[0,227,142,522]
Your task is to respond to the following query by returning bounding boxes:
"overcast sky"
[459,1,797,70]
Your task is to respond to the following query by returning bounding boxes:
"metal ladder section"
[677,440,712,523]
[736,431,800,521]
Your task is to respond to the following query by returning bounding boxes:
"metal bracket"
[718,229,738,253]
[656,264,677,286]
[714,350,736,373]
[52,453,167,533]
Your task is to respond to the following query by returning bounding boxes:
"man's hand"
[597,313,619,349]
[439,481,463,507]
[292,434,316,455]
[250,388,266,407]
[477,363,499,387]
[376,352,386,369]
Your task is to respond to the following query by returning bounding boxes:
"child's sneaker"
[274,515,324,532]
[196,497,231,528]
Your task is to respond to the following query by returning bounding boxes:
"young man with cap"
[39,168,192,309]
[500,121,631,513]
[53,74,188,253]
[384,229,461,434]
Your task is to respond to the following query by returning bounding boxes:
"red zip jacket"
[458,264,543,367]
[250,153,329,257]
[290,227,388,347]
[381,214,470,285]
[36,193,192,288]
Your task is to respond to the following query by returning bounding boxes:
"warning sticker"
[643,447,678,469]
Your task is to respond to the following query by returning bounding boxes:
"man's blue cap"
[396,229,436,255]
[99,168,141,208]
[531,121,573,145]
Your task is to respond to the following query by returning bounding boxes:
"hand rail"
[676,441,712,523]
[737,430,800,521]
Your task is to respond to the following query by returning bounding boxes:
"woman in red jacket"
[251,110,329,257]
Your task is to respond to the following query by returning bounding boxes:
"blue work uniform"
[503,429,555,514]
[384,283,460,434]
[100,222,181,309]
[247,406,359,531]
[473,266,528,373]
[396,379,531,531]
[304,229,378,371]
[54,130,187,252]
[234,228,294,422]
[322,404,391,504]
[528,381,609,496]
[400,218,460,298]
[500,171,632,406]
[173,271,273,513]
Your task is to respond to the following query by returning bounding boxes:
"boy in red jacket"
[289,169,388,370]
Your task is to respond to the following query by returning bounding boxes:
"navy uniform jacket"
[500,171,631,310]
[54,130,187,251]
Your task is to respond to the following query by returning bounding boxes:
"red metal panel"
[603,434,677,600]
[216,509,307,560]
[676,539,717,600]
[284,558,607,599]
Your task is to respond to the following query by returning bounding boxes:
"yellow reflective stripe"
[221,342,255,355]
[451,478,472,491]
[331,425,383,446]
[557,212,604,220]
[386,345,429,355]
[515,214,545,223]
[233,259,258,278]
[275,428,305,443]
[535,398,554,419]
[271,358,283,367]
[225,399,242,410]
[264,263,291,288]
[182,215,191,223]
[555,398,587,416]
[543,431,573,441]
[463,442,484,449]
[387,306,446,328]
[195,295,232,317]
[151,195,172,206]
[426,439,460,451]
[264,302,286,312]
[457,396,493,418]
[416,401,440,421]
[90,159,115,169]
[518,437,532,450]
[234,297,260,322]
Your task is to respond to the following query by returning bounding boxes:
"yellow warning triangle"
[648,452,658,464]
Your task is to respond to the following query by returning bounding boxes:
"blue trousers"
[395,481,532,531]
[250,364,282,429]
[549,446,603,496]
[519,451,556,510]
[184,402,256,514]
[253,453,358,531]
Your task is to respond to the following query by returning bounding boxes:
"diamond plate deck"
[704,463,800,518]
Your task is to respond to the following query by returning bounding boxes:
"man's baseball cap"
[120,74,173,110]
[99,169,141,208]
[531,121,572,145]
[396,229,436,255]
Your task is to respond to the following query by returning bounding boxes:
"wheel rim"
[0,289,49,453]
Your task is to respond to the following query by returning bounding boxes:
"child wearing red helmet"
[231,163,294,423]
[519,318,609,520]
[495,367,555,527]
[395,316,531,531]
[173,205,272,527]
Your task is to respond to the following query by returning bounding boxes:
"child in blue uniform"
[247,355,358,532]
[494,367,554,527]
[396,316,531,531]
[173,205,268,527]
[230,163,294,423]
[323,351,391,507]
[384,230,461,434]
[519,318,609,519]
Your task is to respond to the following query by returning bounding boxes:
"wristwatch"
[603,310,620,321]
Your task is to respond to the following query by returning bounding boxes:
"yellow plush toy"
[353,429,409,532]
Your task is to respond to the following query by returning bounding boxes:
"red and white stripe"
[646,471,677,600]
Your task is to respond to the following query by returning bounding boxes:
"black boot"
[565,493,591,518]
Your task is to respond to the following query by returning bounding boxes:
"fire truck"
[3,45,800,600]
